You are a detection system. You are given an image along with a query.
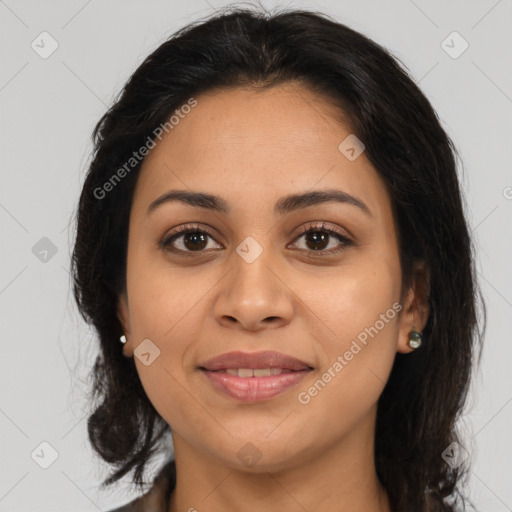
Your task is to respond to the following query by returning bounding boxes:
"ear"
[117,293,134,358]
[397,260,430,354]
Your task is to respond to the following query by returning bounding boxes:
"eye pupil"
[306,231,328,250]
[184,231,208,251]
[164,225,347,257]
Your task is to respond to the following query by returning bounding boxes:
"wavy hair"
[71,5,484,511]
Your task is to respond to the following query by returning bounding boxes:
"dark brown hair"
[71,5,484,511]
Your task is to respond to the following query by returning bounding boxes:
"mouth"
[199,351,314,402]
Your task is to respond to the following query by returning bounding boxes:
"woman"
[71,6,483,511]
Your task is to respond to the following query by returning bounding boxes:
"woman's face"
[118,82,424,472]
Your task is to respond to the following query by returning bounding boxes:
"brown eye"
[303,230,329,251]
[160,221,353,258]
[289,222,353,256]
[180,231,208,251]
[161,224,223,255]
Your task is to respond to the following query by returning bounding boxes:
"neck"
[168,408,390,512]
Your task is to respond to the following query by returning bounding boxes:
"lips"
[200,350,313,372]
[199,351,314,402]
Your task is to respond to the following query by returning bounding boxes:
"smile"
[199,351,314,402]
[201,368,312,402]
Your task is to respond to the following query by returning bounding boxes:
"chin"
[211,435,313,474]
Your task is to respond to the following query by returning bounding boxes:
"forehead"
[132,83,390,218]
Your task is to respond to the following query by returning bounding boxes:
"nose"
[213,245,294,332]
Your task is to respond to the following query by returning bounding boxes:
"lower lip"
[201,369,312,402]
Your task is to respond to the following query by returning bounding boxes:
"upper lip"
[199,350,313,371]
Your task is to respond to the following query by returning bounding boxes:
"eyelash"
[160,222,353,258]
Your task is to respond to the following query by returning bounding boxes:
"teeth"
[238,368,253,378]
[222,368,284,377]
[253,368,271,377]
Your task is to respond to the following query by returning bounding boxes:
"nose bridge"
[233,236,275,299]
[213,234,294,329]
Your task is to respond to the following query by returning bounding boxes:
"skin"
[117,82,429,512]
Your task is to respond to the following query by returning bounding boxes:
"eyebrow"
[146,188,371,217]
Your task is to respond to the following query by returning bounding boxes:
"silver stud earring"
[407,330,422,349]
[120,335,127,344]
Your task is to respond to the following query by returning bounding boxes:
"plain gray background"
[1,0,511,510]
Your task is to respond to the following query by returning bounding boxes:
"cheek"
[125,244,213,341]
[134,357,207,448]
[294,270,401,437]
[305,253,401,343]
[125,253,216,426]
[297,251,401,401]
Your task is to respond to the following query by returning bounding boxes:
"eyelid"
[287,221,353,256]
[160,221,353,256]
[160,223,223,254]
[290,221,352,244]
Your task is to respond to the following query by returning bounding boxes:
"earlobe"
[397,260,430,354]
[117,294,133,357]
